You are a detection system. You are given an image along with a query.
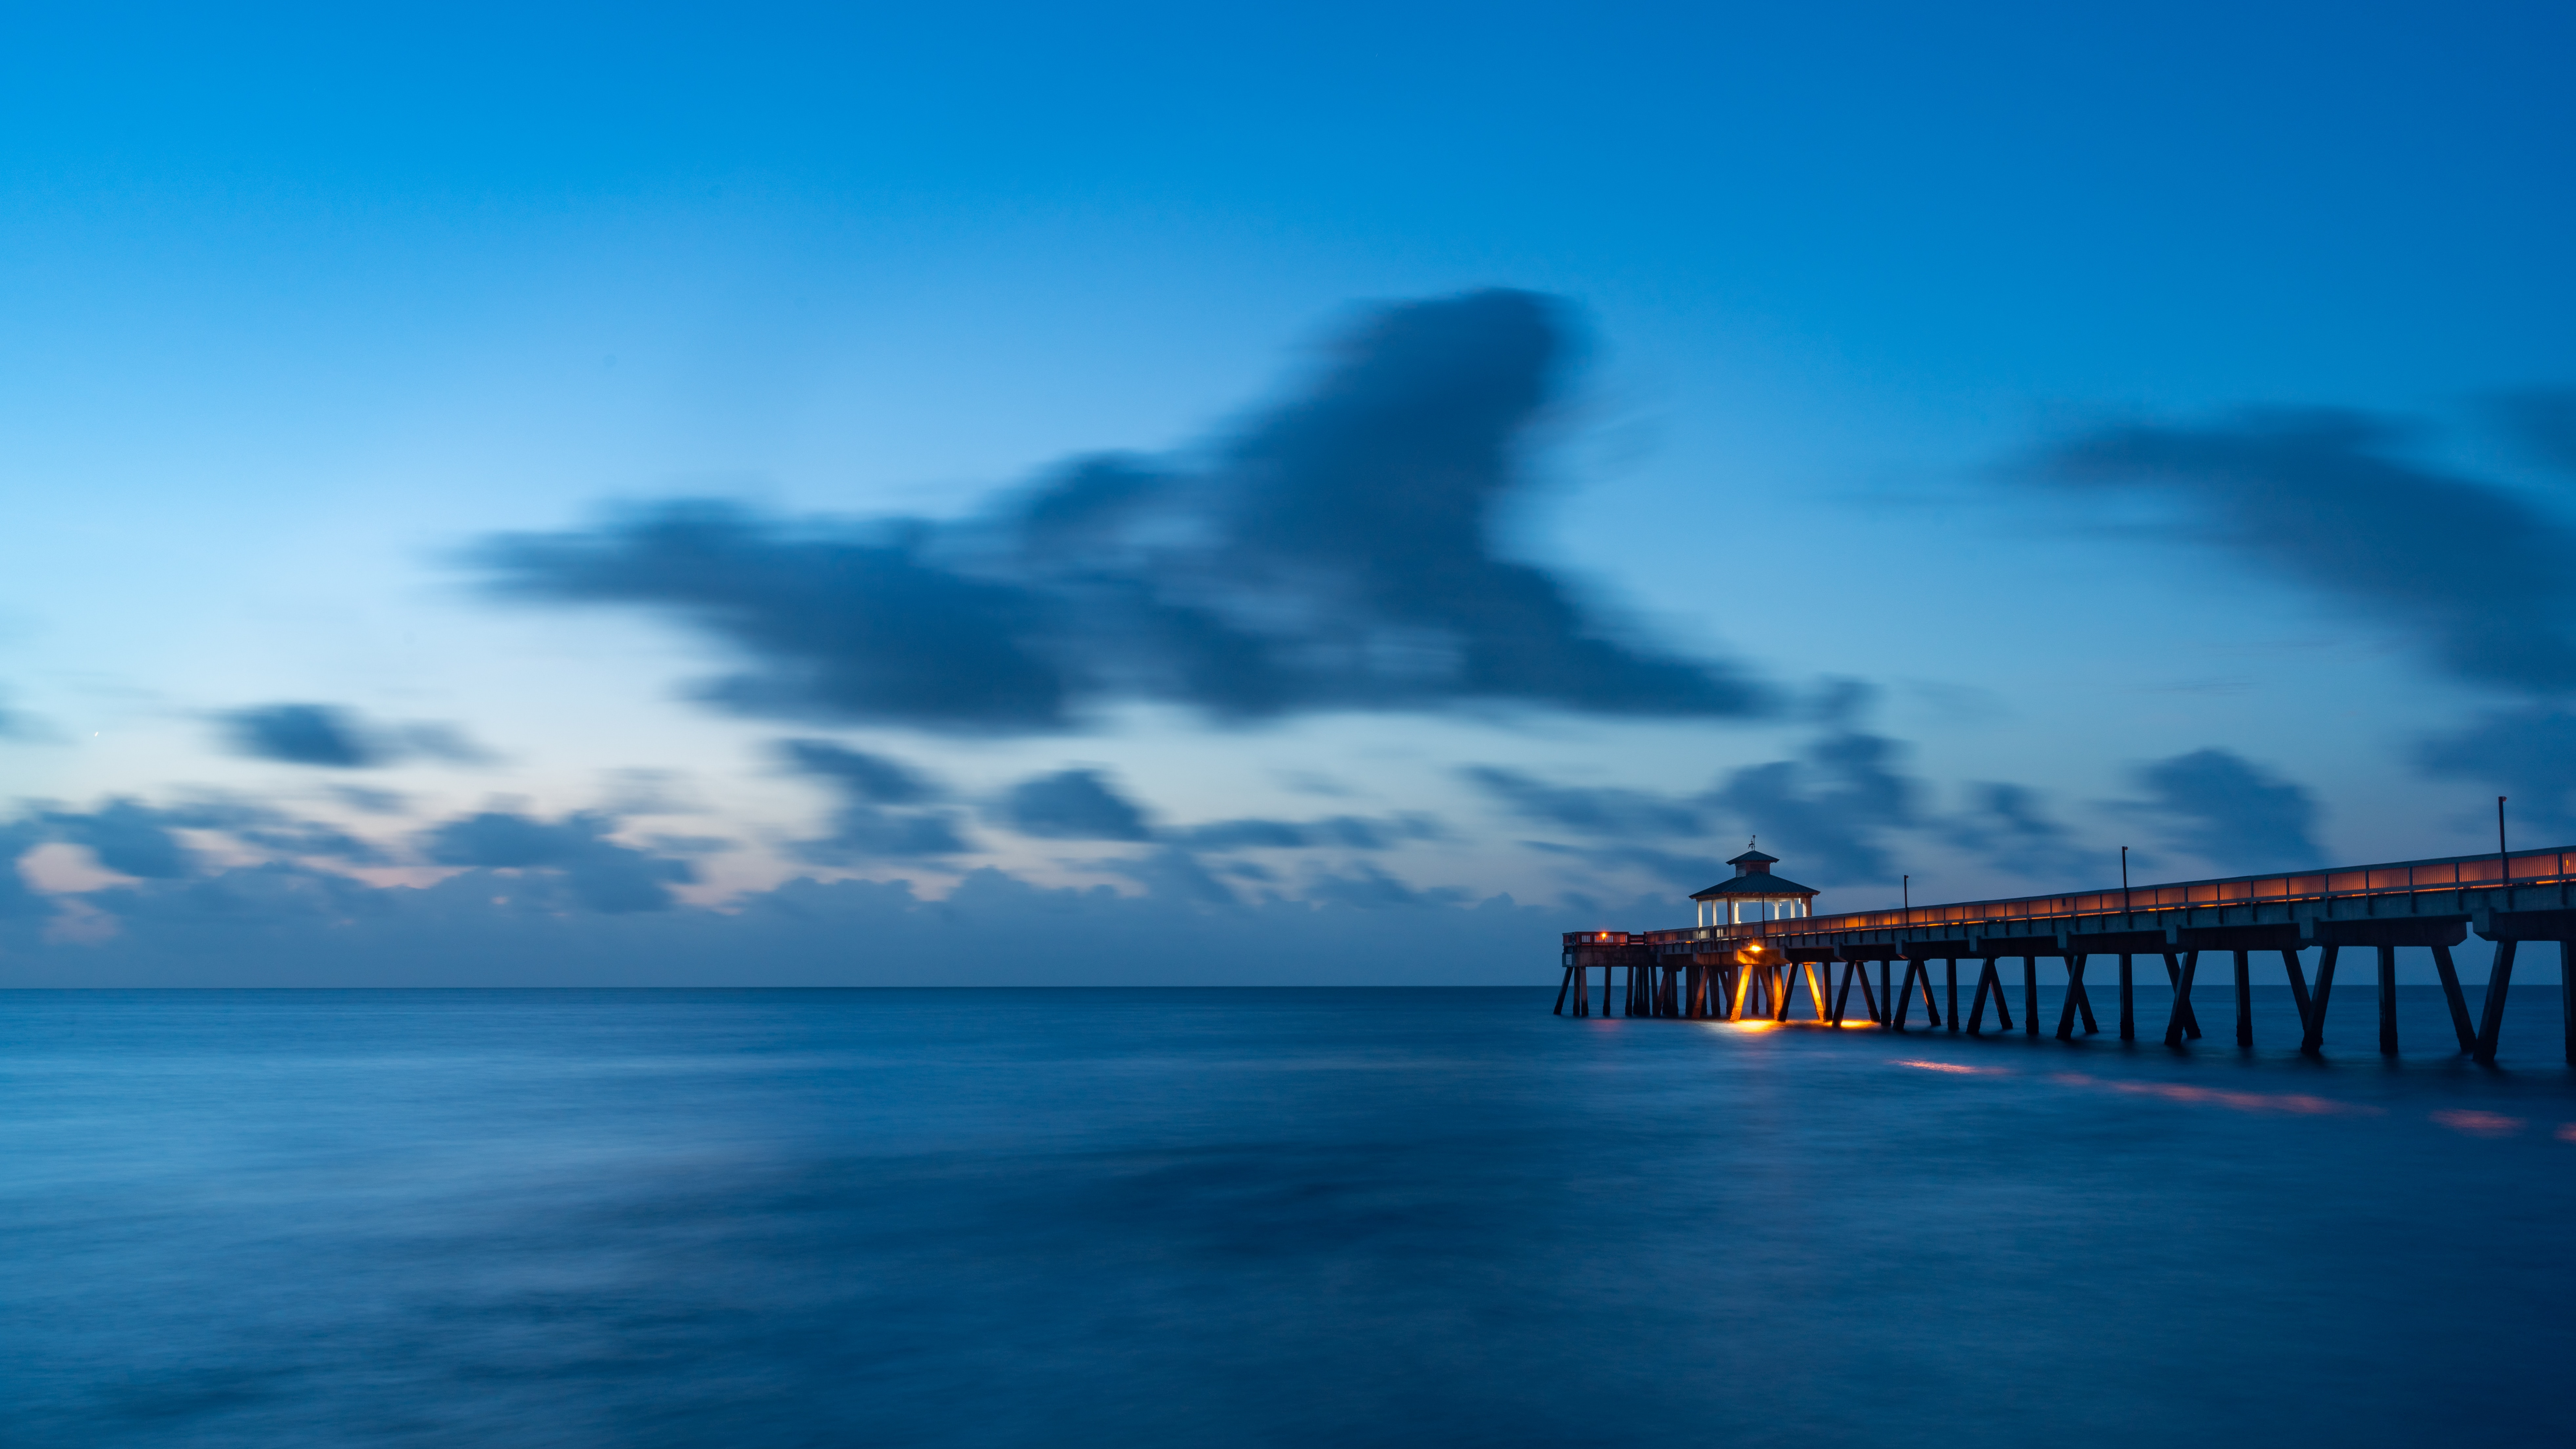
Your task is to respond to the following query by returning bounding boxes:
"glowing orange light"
[2431,1109,2524,1137]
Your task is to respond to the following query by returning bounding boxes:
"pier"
[1558,846,2576,1064]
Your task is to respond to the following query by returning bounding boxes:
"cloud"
[0,822,50,918]
[42,799,197,879]
[2122,748,2322,872]
[219,703,495,769]
[2413,707,2576,836]
[2490,389,2576,477]
[1459,767,1708,838]
[477,290,1769,733]
[329,785,411,816]
[1948,783,2094,881]
[993,768,1155,842]
[2031,409,2576,697]
[417,810,694,912]
[774,740,970,861]
[0,836,1596,987]
[1467,689,1927,885]
[776,740,944,805]
[1171,814,1441,852]
[0,691,56,744]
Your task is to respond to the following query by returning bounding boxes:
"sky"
[3,1,2573,984]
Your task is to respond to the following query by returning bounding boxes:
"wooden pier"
[1558,845,2576,1064]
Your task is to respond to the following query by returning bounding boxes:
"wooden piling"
[2163,950,2200,1047]
[2117,955,2134,1040]
[2430,943,2477,1053]
[2234,949,2253,1047]
[2302,944,2338,1052]
[1967,965,1993,1035]
[2056,955,2098,1038]
[2023,957,2040,1037]
[2377,944,2398,1056]
[1879,960,1894,1028]
[2474,939,2518,1064]
[1946,959,1960,1033]
[2281,949,2313,1046]
[2564,941,2575,1066]
[1553,964,1573,1015]
[2162,954,2201,1039]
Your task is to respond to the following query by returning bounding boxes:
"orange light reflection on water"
[2431,1109,2523,1138]
[1893,1060,2001,1075]
[2051,1072,2379,1117]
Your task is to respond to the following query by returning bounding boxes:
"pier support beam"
[2023,957,2040,1038]
[2118,955,2135,1041]
[1946,960,1959,1034]
[2056,955,2098,1039]
[2475,939,2518,1065]
[2378,945,2399,1056]
[2163,951,2201,1047]
[2281,950,2313,1048]
[2431,944,2476,1053]
[2302,945,2340,1053]
[2163,954,2201,1039]
[2234,950,2253,1047]
[1553,965,1573,1016]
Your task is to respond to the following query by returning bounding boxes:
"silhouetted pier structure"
[1557,845,2576,1064]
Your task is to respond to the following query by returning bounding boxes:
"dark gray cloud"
[1300,861,1473,911]
[2033,409,2576,696]
[418,810,694,912]
[2491,389,2576,478]
[994,768,1154,842]
[1521,839,1728,892]
[791,809,971,864]
[43,799,197,879]
[775,740,968,861]
[1948,783,2094,881]
[1459,767,1708,838]
[2414,707,2576,836]
[777,740,944,805]
[2123,748,2322,872]
[477,290,1768,732]
[1467,694,1927,886]
[329,784,411,816]
[220,703,494,769]
[1171,813,1441,852]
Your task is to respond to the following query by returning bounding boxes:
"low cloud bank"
[0,859,1578,988]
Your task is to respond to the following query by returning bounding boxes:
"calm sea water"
[5,985,2574,1448]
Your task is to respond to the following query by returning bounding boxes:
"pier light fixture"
[1690,846,1821,929]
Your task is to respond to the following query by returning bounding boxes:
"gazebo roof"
[1691,874,1819,901]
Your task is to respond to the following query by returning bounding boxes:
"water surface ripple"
[5,987,2572,1447]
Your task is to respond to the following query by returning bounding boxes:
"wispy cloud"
[2030,409,2576,697]
[219,703,495,769]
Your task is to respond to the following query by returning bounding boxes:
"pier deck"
[1560,845,2576,1063]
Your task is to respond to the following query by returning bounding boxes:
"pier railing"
[1640,846,2576,948]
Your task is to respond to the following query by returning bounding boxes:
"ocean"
[5,985,2573,1447]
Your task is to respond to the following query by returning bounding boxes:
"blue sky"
[4,2,2572,982]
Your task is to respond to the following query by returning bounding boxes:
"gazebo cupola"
[1691,845,1820,928]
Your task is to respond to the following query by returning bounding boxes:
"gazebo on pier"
[1691,847,1819,927]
